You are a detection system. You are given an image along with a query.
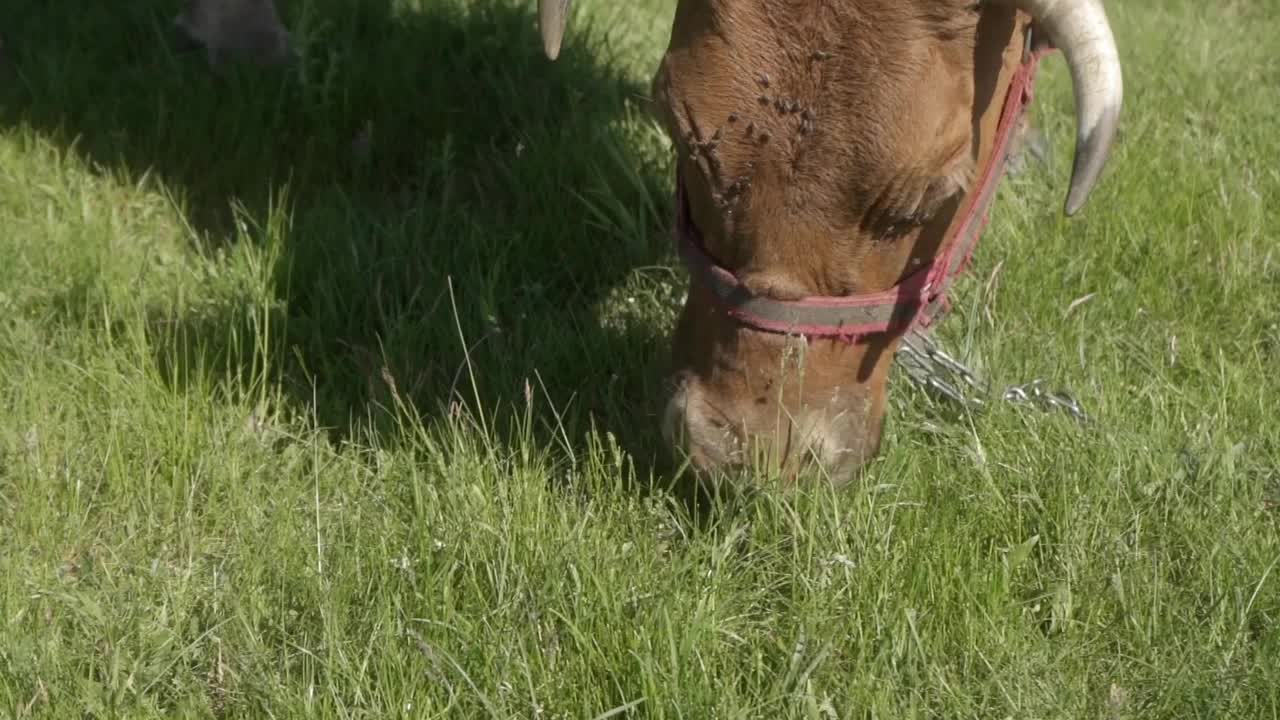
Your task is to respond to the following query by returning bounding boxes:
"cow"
[538,0,1123,484]
[172,0,295,67]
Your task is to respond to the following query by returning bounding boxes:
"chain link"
[894,328,1090,424]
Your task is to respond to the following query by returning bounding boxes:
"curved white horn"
[539,0,572,60]
[992,0,1123,215]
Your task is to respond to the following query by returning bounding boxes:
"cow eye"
[876,210,931,241]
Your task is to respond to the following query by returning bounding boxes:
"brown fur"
[656,1,1033,482]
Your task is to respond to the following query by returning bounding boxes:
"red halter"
[676,35,1052,341]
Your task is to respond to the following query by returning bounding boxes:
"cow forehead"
[655,2,982,170]
[651,1,1020,295]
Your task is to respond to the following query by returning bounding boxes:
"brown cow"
[539,1,1122,483]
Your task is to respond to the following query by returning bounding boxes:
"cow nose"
[662,380,746,474]
[662,377,874,483]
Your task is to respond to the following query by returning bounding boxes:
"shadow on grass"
[1,0,685,490]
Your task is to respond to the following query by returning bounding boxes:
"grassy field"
[2,0,1278,717]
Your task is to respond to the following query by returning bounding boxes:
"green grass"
[1,0,1278,717]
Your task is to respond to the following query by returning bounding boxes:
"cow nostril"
[802,440,818,460]
[661,392,752,473]
[803,443,827,471]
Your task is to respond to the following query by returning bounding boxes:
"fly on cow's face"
[878,214,929,242]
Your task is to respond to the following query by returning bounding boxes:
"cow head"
[540,0,1122,484]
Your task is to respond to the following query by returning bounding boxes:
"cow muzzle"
[660,282,896,486]
[661,367,884,486]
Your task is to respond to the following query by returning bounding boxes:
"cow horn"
[995,0,1123,215]
[539,0,572,60]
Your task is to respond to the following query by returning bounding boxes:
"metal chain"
[894,328,1090,424]
[1000,378,1090,423]
[895,330,989,411]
